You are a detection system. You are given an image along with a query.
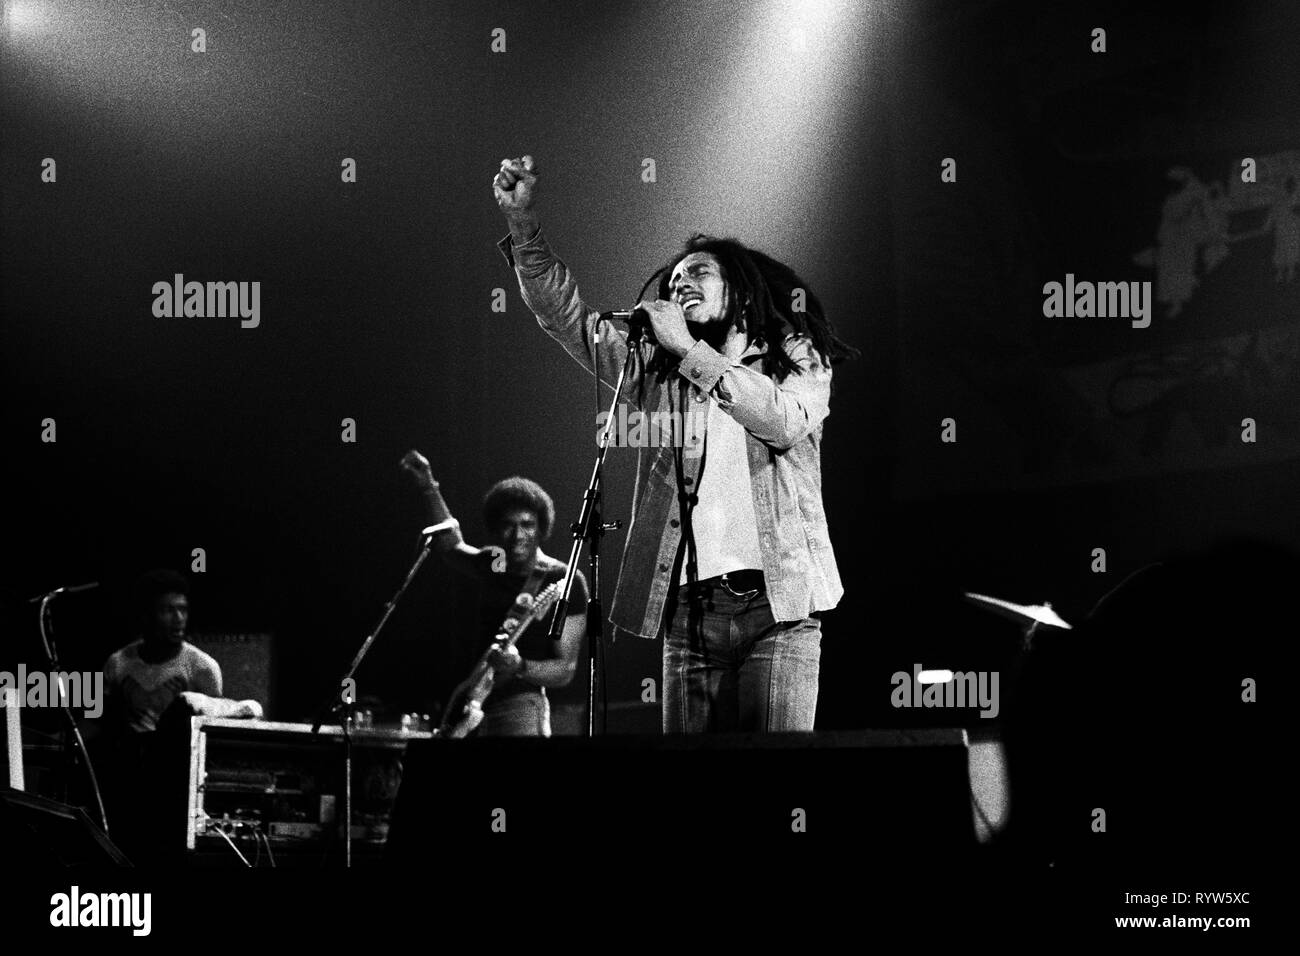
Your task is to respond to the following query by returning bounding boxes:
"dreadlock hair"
[635,234,861,384]
[482,476,556,540]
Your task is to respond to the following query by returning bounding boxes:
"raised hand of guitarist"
[402,448,477,566]
[400,448,437,492]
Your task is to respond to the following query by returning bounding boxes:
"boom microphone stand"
[310,519,451,866]
[547,319,647,736]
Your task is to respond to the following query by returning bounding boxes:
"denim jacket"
[499,228,844,639]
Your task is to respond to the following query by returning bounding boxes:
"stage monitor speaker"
[388,730,973,861]
[188,632,275,715]
[0,788,132,867]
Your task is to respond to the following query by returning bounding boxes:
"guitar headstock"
[530,580,563,617]
[496,580,566,644]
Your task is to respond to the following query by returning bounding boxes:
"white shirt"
[680,400,764,584]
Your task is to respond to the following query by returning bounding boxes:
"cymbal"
[963,592,1072,630]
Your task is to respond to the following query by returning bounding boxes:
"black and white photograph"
[1,0,1289,938]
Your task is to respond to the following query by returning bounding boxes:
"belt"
[680,569,765,600]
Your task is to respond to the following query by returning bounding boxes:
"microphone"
[598,308,655,342]
[420,518,460,537]
[27,582,100,603]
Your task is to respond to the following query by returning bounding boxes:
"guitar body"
[436,581,562,738]
[441,670,494,738]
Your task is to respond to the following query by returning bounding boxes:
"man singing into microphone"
[491,155,858,733]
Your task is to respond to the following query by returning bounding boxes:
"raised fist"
[400,449,435,489]
[493,155,538,215]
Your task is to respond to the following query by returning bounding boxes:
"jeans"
[477,688,551,737]
[662,586,822,733]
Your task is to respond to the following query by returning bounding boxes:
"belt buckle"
[720,572,760,601]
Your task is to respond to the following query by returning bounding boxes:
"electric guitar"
[436,580,563,738]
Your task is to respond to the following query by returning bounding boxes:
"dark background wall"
[3,0,1297,733]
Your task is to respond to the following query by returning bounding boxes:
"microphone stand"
[310,522,447,866]
[548,320,646,736]
[29,583,108,834]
